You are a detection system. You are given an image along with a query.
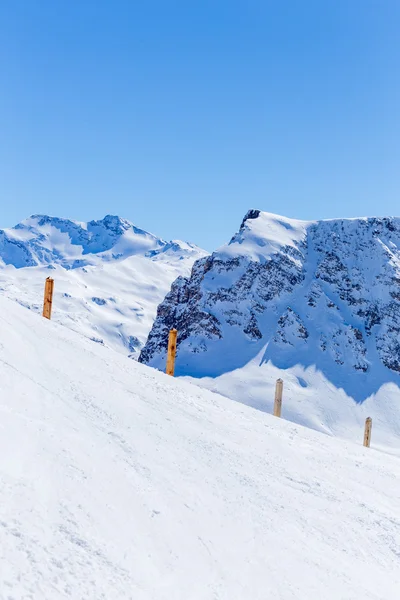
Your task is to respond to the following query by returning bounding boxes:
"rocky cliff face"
[140,210,400,386]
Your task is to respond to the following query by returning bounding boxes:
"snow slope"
[188,358,400,454]
[0,295,400,599]
[0,215,206,356]
[141,210,400,445]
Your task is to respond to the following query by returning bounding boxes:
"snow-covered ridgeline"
[140,210,400,443]
[0,214,207,356]
[0,214,204,268]
[141,210,400,380]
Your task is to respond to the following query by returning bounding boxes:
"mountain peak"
[0,214,205,269]
[225,210,309,263]
[89,215,133,235]
[140,210,400,401]
[239,208,261,229]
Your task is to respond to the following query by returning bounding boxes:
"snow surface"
[222,211,310,262]
[0,295,400,598]
[187,357,400,455]
[0,215,206,356]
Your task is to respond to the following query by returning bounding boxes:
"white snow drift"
[0,295,399,599]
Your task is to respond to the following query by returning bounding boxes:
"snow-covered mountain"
[0,214,206,356]
[140,210,400,442]
[1,294,399,599]
[0,214,203,268]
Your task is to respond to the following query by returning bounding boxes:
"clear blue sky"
[1,0,399,250]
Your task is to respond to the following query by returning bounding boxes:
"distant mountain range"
[0,214,204,269]
[0,214,207,356]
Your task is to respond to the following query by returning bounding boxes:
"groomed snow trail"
[0,296,399,599]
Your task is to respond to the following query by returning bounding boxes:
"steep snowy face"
[140,210,400,399]
[0,215,206,356]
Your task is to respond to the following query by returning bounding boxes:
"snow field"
[0,296,399,598]
[188,357,400,455]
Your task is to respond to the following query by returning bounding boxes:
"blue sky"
[1,0,399,250]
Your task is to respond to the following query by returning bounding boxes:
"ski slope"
[0,295,399,599]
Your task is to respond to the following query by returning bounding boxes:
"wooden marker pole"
[42,277,54,320]
[166,329,178,376]
[273,378,283,417]
[363,417,372,448]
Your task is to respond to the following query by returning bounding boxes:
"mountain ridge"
[0,213,203,269]
[140,209,400,404]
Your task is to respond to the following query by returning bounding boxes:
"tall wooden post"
[363,417,372,448]
[273,378,283,417]
[166,329,178,376]
[42,277,54,320]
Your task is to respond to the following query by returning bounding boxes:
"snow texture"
[0,214,206,356]
[0,295,399,599]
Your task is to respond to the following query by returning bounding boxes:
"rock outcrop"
[140,210,400,381]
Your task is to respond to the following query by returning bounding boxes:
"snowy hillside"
[140,210,400,443]
[0,295,399,599]
[0,214,206,356]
